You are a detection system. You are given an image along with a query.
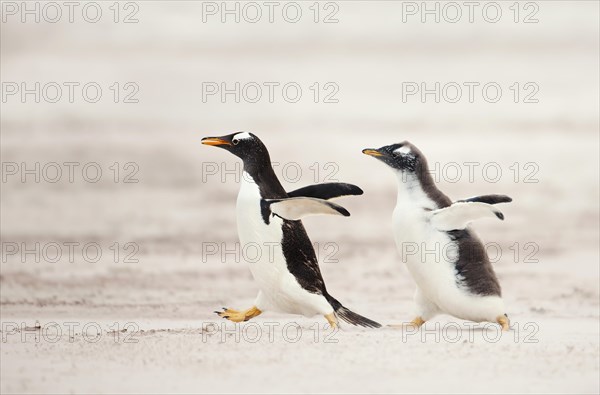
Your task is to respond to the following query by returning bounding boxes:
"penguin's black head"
[362,141,427,174]
[202,132,271,171]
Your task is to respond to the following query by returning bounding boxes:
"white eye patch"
[233,132,252,140]
[394,145,411,155]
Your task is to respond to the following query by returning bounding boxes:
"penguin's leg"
[324,313,338,329]
[388,316,426,329]
[496,314,510,331]
[216,306,262,323]
[389,288,438,329]
[408,316,426,328]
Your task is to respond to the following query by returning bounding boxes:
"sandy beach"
[1,1,599,393]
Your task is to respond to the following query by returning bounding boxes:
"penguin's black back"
[447,229,502,297]
[280,221,327,295]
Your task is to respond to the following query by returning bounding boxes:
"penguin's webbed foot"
[215,307,242,322]
[496,314,510,331]
[215,306,262,323]
[387,316,426,330]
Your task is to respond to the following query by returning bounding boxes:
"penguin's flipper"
[287,183,363,200]
[264,197,350,220]
[429,202,505,231]
[456,194,512,205]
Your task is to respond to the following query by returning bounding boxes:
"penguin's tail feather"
[326,295,381,328]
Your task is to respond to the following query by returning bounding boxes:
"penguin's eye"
[232,138,239,145]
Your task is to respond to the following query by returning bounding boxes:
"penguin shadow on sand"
[202,132,381,330]
[363,141,512,332]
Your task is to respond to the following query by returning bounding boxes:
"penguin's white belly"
[393,205,504,322]
[235,174,332,316]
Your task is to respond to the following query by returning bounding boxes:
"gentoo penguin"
[362,141,511,330]
[202,132,380,328]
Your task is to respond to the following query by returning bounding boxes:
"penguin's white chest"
[236,174,287,288]
[392,201,458,299]
[235,173,331,316]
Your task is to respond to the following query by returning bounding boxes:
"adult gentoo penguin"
[362,141,511,330]
[202,132,380,328]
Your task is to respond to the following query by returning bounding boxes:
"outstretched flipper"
[287,183,363,200]
[457,194,512,205]
[429,202,505,231]
[263,197,350,221]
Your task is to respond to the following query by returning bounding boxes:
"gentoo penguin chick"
[202,132,380,328]
[362,141,511,330]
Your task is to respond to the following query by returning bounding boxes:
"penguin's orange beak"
[362,148,384,157]
[202,137,231,146]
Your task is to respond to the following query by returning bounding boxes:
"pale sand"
[1,2,599,393]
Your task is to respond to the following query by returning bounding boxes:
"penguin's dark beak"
[362,148,385,157]
[202,136,232,146]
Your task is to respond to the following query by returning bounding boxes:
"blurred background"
[1,1,599,394]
